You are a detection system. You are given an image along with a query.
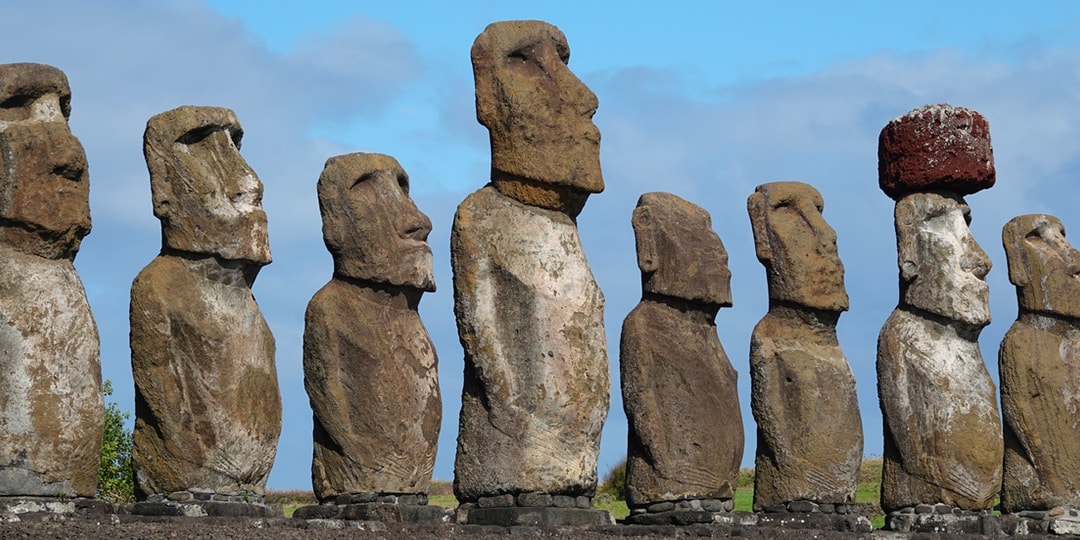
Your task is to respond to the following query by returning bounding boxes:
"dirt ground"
[0,514,1042,540]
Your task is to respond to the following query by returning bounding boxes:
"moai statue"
[621,192,743,523]
[999,214,1080,513]
[451,21,610,525]
[747,182,862,512]
[0,63,103,499]
[876,105,1002,523]
[297,153,444,522]
[131,106,281,511]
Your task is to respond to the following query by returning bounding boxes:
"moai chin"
[747,181,862,511]
[130,106,281,503]
[0,63,103,498]
[621,192,743,517]
[303,153,441,503]
[999,214,1080,513]
[451,20,610,513]
[876,104,1002,514]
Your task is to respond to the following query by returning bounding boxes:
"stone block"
[647,501,674,513]
[552,495,576,508]
[516,492,552,507]
[477,494,515,508]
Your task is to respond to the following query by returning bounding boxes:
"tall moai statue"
[131,106,281,511]
[451,20,611,525]
[747,182,863,512]
[297,153,445,522]
[876,104,1003,524]
[999,214,1080,513]
[0,63,103,499]
[621,192,743,523]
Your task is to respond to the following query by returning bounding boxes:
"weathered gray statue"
[747,181,862,511]
[451,20,610,517]
[0,63,103,498]
[999,214,1080,513]
[304,153,441,502]
[131,106,281,504]
[876,105,1002,516]
[621,192,743,517]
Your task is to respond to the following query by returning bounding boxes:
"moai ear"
[747,191,773,264]
[631,206,658,273]
[894,199,919,282]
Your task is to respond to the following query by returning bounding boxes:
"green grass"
[265,488,317,518]
[429,494,457,509]
[593,495,630,520]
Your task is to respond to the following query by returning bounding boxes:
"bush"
[597,458,627,501]
[98,380,134,502]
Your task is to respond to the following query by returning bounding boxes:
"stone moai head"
[143,106,270,265]
[632,192,731,308]
[0,63,91,260]
[317,153,435,292]
[895,192,991,326]
[472,20,603,217]
[747,181,848,312]
[1003,214,1080,318]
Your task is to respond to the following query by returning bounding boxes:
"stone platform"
[292,503,449,523]
[456,492,613,526]
[886,504,999,534]
[132,500,280,518]
[1001,506,1080,536]
[0,496,123,519]
[625,498,738,526]
[134,490,279,517]
[292,493,449,524]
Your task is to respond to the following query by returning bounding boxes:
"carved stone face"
[896,191,991,326]
[472,20,603,201]
[1004,214,1080,319]
[144,106,270,265]
[0,63,91,260]
[633,192,731,307]
[318,153,434,292]
[748,182,848,312]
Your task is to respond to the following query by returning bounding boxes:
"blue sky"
[4,1,1080,490]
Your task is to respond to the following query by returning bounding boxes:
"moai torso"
[0,63,102,497]
[453,186,608,499]
[875,105,1002,512]
[131,255,278,496]
[999,214,1080,512]
[620,192,742,507]
[131,106,280,500]
[747,182,861,508]
[878,307,1000,509]
[303,154,441,501]
[452,20,609,502]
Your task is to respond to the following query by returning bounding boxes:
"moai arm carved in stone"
[621,192,743,513]
[875,104,1002,514]
[0,63,102,497]
[452,20,610,506]
[303,153,441,502]
[999,214,1080,512]
[131,106,281,502]
[746,182,862,510]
